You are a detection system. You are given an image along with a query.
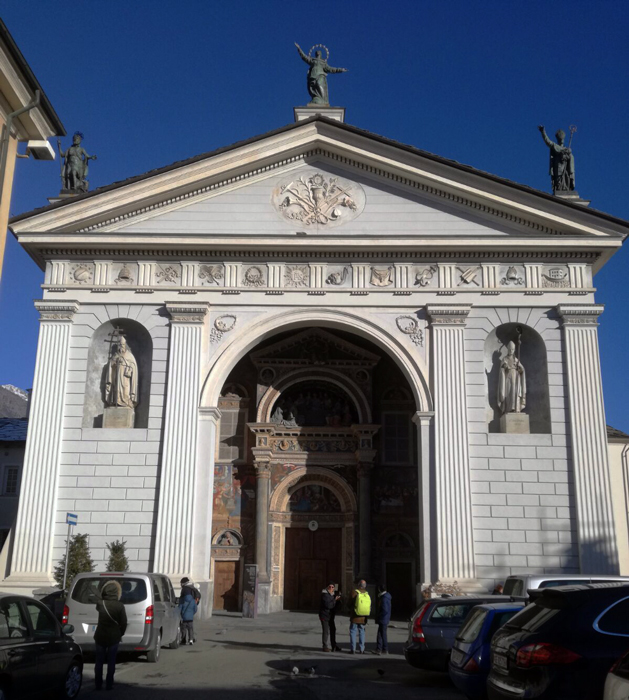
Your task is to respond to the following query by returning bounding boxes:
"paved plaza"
[81,611,462,699]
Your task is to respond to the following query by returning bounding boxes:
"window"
[456,608,487,643]
[2,466,20,496]
[381,412,412,465]
[430,603,474,625]
[596,597,629,637]
[218,409,247,463]
[25,601,58,638]
[0,600,28,639]
[71,577,148,605]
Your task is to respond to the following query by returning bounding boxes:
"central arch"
[199,307,432,411]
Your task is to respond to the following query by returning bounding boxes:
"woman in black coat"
[94,580,127,691]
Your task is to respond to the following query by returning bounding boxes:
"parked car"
[0,592,83,699]
[502,573,629,597]
[65,572,180,662]
[405,595,516,671]
[604,649,629,700]
[488,583,629,700]
[449,602,525,700]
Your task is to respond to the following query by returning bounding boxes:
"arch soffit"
[270,466,358,513]
[200,308,432,411]
[256,367,372,424]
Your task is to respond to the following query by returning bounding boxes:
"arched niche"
[83,318,153,428]
[270,466,357,514]
[484,323,551,434]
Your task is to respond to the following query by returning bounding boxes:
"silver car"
[502,573,629,597]
[65,572,181,662]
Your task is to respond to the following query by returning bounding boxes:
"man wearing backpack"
[349,579,371,654]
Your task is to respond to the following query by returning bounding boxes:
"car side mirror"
[62,624,75,635]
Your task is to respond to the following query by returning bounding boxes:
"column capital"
[412,411,435,426]
[557,304,604,327]
[355,449,377,467]
[199,406,221,423]
[165,301,210,324]
[426,304,472,326]
[252,449,273,476]
[35,300,79,321]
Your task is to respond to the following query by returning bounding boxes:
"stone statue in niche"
[103,330,138,428]
[497,332,529,434]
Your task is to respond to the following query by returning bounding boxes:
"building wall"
[0,440,24,538]
[609,441,629,575]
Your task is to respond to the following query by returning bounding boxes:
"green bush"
[106,539,129,572]
[54,533,95,591]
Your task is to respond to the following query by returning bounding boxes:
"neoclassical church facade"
[4,110,628,615]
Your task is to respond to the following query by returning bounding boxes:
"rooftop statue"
[295,43,347,107]
[538,125,576,194]
[57,131,97,193]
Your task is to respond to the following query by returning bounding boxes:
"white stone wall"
[53,303,168,571]
[466,308,577,590]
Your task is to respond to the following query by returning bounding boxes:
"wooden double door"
[284,527,343,610]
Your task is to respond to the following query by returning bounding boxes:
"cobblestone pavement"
[80,611,464,699]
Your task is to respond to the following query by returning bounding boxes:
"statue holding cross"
[104,328,138,410]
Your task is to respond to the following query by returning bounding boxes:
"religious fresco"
[373,467,418,516]
[213,464,255,520]
[289,485,341,513]
[271,462,300,490]
[270,380,357,427]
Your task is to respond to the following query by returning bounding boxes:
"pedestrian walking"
[93,580,127,691]
[373,584,391,655]
[319,582,342,652]
[349,579,371,654]
[179,592,198,645]
[180,576,201,641]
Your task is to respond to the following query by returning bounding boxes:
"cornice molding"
[165,301,209,323]
[557,303,604,326]
[34,300,79,321]
[426,304,472,325]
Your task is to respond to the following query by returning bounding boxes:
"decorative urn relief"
[272,172,365,227]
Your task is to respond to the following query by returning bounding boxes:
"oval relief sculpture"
[272,172,365,227]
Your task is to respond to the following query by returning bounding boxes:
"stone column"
[9,301,79,586]
[413,411,434,590]
[557,304,619,573]
[426,305,475,582]
[356,461,374,578]
[154,303,209,578]
[252,449,272,613]
[193,406,220,618]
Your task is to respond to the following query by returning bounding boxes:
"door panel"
[385,562,413,616]
[284,528,342,610]
[214,561,240,611]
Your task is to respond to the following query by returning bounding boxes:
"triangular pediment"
[10,116,628,269]
[250,328,380,367]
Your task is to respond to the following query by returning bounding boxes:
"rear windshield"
[503,603,560,632]
[456,608,487,643]
[488,609,523,638]
[71,577,148,605]
[430,602,476,625]
[539,579,621,589]
[503,579,523,596]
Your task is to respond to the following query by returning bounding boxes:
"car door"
[161,577,178,643]
[22,599,68,692]
[0,598,38,698]
[151,576,169,640]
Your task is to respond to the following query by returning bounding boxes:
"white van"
[503,573,629,597]
[65,572,181,662]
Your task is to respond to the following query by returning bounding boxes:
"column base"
[2,573,58,597]
[422,578,489,598]
[196,580,212,620]
[256,581,272,615]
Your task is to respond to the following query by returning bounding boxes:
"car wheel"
[60,660,83,699]
[147,631,161,662]
[169,629,180,649]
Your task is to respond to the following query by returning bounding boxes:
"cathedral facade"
[5,113,628,615]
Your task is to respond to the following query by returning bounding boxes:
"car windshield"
[71,577,148,605]
[456,608,487,643]
[503,603,560,632]
[430,603,475,625]
[503,579,523,596]
[488,609,523,638]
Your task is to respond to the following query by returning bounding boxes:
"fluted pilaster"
[427,305,475,581]
[413,411,434,585]
[10,301,78,582]
[154,303,209,576]
[558,304,619,573]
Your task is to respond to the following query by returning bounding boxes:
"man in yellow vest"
[349,579,371,654]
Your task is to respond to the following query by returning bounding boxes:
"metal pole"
[62,522,72,591]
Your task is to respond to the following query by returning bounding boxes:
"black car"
[488,583,629,700]
[0,593,83,699]
[404,595,515,671]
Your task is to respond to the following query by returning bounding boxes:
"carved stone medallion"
[542,267,570,288]
[199,264,224,285]
[272,172,365,227]
[243,266,265,287]
[156,265,180,284]
[71,263,93,284]
[501,266,524,286]
[370,266,393,287]
[210,314,237,343]
[284,266,309,287]
[396,315,424,346]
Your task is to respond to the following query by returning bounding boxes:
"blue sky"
[1,0,628,430]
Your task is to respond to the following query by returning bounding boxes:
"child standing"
[179,593,197,645]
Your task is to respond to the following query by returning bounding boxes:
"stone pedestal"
[294,106,345,123]
[500,413,530,434]
[103,406,135,428]
[554,191,591,207]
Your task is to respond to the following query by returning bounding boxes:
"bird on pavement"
[291,666,299,675]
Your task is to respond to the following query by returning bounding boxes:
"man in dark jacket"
[373,584,391,655]
[94,580,128,690]
[319,582,342,652]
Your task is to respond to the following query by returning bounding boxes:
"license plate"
[493,654,508,671]
[450,649,464,666]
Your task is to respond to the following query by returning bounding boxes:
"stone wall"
[53,303,167,571]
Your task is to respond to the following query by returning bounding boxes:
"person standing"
[373,584,391,655]
[93,580,127,691]
[180,576,201,642]
[179,592,198,645]
[319,582,342,652]
[349,580,371,654]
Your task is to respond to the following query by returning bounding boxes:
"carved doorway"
[284,527,342,610]
[213,561,240,611]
